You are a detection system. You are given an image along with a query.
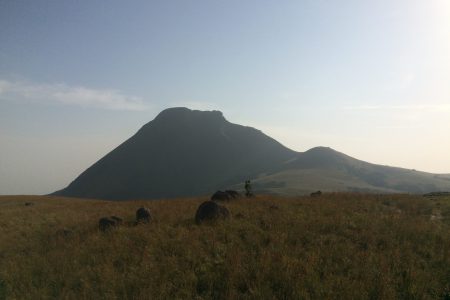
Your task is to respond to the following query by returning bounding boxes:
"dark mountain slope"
[55,107,450,200]
[54,108,297,200]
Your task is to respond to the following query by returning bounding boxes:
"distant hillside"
[54,107,450,200]
[252,147,450,195]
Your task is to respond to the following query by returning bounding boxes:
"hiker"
[244,180,252,197]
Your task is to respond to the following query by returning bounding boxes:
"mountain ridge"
[54,107,450,200]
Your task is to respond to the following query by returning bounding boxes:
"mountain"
[54,107,450,200]
[54,107,296,200]
[249,147,450,195]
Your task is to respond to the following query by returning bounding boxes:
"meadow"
[0,193,449,299]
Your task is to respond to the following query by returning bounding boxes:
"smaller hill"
[251,147,450,195]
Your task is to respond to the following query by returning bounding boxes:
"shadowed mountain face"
[55,108,296,200]
[54,107,450,200]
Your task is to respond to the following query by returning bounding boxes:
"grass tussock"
[0,193,450,299]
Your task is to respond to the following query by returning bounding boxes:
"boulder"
[136,207,152,223]
[310,190,322,197]
[99,216,122,231]
[195,201,230,224]
[225,190,240,198]
[211,191,230,201]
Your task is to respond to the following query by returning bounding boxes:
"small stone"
[99,216,122,231]
[136,207,152,223]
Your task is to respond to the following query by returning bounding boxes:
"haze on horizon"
[1,0,449,195]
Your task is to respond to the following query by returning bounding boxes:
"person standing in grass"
[245,179,252,197]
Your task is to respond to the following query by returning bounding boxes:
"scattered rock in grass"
[99,216,122,231]
[310,190,322,197]
[195,201,230,224]
[211,190,240,201]
[136,207,152,224]
[225,190,240,199]
[211,191,231,201]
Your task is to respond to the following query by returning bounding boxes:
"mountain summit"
[55,108,296,200]
[54,107,450,200]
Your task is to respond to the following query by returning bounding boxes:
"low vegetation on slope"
[55,108,450,200]
[0,193,449,299]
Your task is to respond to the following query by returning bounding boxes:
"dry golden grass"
[0,193,449,299]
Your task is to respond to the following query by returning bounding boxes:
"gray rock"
[211,191,230,201]
[310,190,322,197]
[136,207,152,223]
[225,190,240,199]
[99,216,122,231]
[195,201,230,224]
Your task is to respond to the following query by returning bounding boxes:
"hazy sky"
[1,0,449,194]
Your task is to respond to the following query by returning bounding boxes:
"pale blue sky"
[1,0,449,194]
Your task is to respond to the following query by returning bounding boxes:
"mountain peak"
[55,107,295,200]
[305,146,340,156]
[154,107,225,123]
[54,108,450,200]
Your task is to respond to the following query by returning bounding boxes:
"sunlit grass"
[0,193,449,299]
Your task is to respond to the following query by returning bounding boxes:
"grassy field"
[0,193,449,299]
